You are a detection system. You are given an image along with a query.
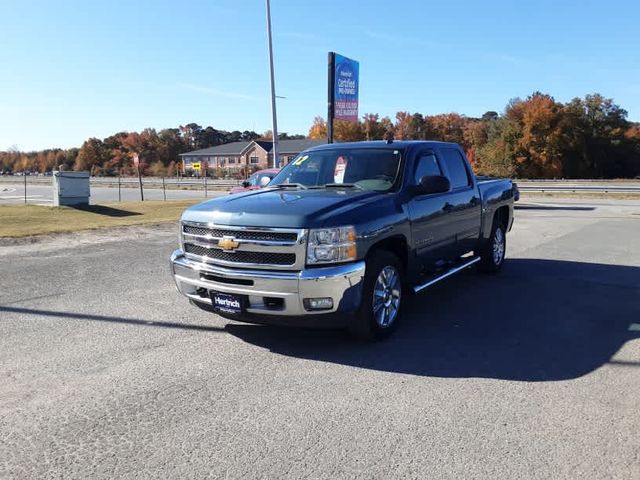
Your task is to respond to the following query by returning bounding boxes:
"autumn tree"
[379,116,395,141]
[394,112,413,140]
[482,111,499,122]
[474,118,518,177]
[148,161,167,177]
[362,113,386,140]
[241,130,260,141]
[409,113,427,139]
[75,138,109,173]
[167,160,177,177]
[425,113,468,147]
[562,94,633,178]
[510,93,565,177]
[308,116,327,139]
[179,123,203,149]
[333,120,365,142]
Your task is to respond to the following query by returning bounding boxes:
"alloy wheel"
[372,265,401,328]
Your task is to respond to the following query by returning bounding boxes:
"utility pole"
[265,0,279,168]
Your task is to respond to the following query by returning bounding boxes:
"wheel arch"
[366,234,409,273]
[494,205,510,230]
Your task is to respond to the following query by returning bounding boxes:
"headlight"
[307,226,357,265]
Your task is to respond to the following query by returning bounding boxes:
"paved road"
[0,183,224,204]
[1,198,639,478]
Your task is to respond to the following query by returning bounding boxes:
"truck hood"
[181,187,384,228]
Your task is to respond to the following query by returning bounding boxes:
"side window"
[441,149,471,189]
[414,153,441,184]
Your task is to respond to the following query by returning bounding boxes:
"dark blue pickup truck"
[170,140,516,340]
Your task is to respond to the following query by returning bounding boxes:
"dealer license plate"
[210,292,244,314]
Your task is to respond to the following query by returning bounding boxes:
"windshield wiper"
[268,183,308,190]
[321,183,364,190]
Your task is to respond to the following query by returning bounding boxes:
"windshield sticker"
[292,155,309,166]
[334,156,348,183]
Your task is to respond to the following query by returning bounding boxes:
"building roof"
[180,139,326,157]
[179,141,251,156]
[254,140,274,152]
[274,139,325,154]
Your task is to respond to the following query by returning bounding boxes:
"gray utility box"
[52,171,90,206]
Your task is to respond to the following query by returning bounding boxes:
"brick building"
[180,139,324,175]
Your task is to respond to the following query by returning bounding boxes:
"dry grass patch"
[0,200,201,238]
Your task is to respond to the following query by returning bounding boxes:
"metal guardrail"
[518,185,640,193]
[0,176,239,204]
[0,176,242,188]
[2,176,640,193]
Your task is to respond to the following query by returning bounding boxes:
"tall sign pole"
[327,52,335,144]
[265,0,279,168]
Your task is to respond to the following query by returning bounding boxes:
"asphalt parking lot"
[1,197,639,478]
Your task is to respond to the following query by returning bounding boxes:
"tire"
[349,251,403,341]
[477,219,506,273]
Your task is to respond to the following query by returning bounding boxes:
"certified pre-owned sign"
[332,53,359,122]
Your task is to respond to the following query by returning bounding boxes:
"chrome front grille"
[184,244,296,266]
[181,221,306,270]
[183,225,298,242]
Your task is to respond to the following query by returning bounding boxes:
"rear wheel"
[350,251,402,341]
[477,220,506,273]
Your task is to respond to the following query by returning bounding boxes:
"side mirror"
[242,180,251,188]
[417,175,450,195]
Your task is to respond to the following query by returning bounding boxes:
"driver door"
[407,151,455,270]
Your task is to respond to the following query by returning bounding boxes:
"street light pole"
[265,0,279,169]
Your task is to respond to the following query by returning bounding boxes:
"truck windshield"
[269,148,403,192]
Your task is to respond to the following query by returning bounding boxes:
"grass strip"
[0,200,201,238]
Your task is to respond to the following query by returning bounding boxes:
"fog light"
[303,297,334,311]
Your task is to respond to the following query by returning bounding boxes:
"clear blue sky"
[1,0,639,151]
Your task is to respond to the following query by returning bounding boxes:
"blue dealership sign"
[333,53,359,122]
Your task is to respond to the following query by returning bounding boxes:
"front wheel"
[350,251,402,341]
[477,221,506,273]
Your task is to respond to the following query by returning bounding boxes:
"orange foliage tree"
[308,116,327,139]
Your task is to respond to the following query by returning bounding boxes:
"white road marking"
[0,195,44,199]
[629,323,640,332]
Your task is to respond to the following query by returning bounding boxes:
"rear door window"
[441,148,471,189]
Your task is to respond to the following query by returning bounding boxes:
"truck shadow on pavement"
[225,258,640,382]
[0,305,226,333]
[72,205,142,217]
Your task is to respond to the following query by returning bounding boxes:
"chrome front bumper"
[170,249,365,317]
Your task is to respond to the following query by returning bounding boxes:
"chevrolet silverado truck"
[170,141,515,340]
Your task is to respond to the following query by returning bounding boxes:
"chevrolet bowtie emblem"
[218,237,240,251]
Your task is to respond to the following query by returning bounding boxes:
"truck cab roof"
[306,140,461,152]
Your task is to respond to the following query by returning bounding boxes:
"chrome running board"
[413,256,481,294]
